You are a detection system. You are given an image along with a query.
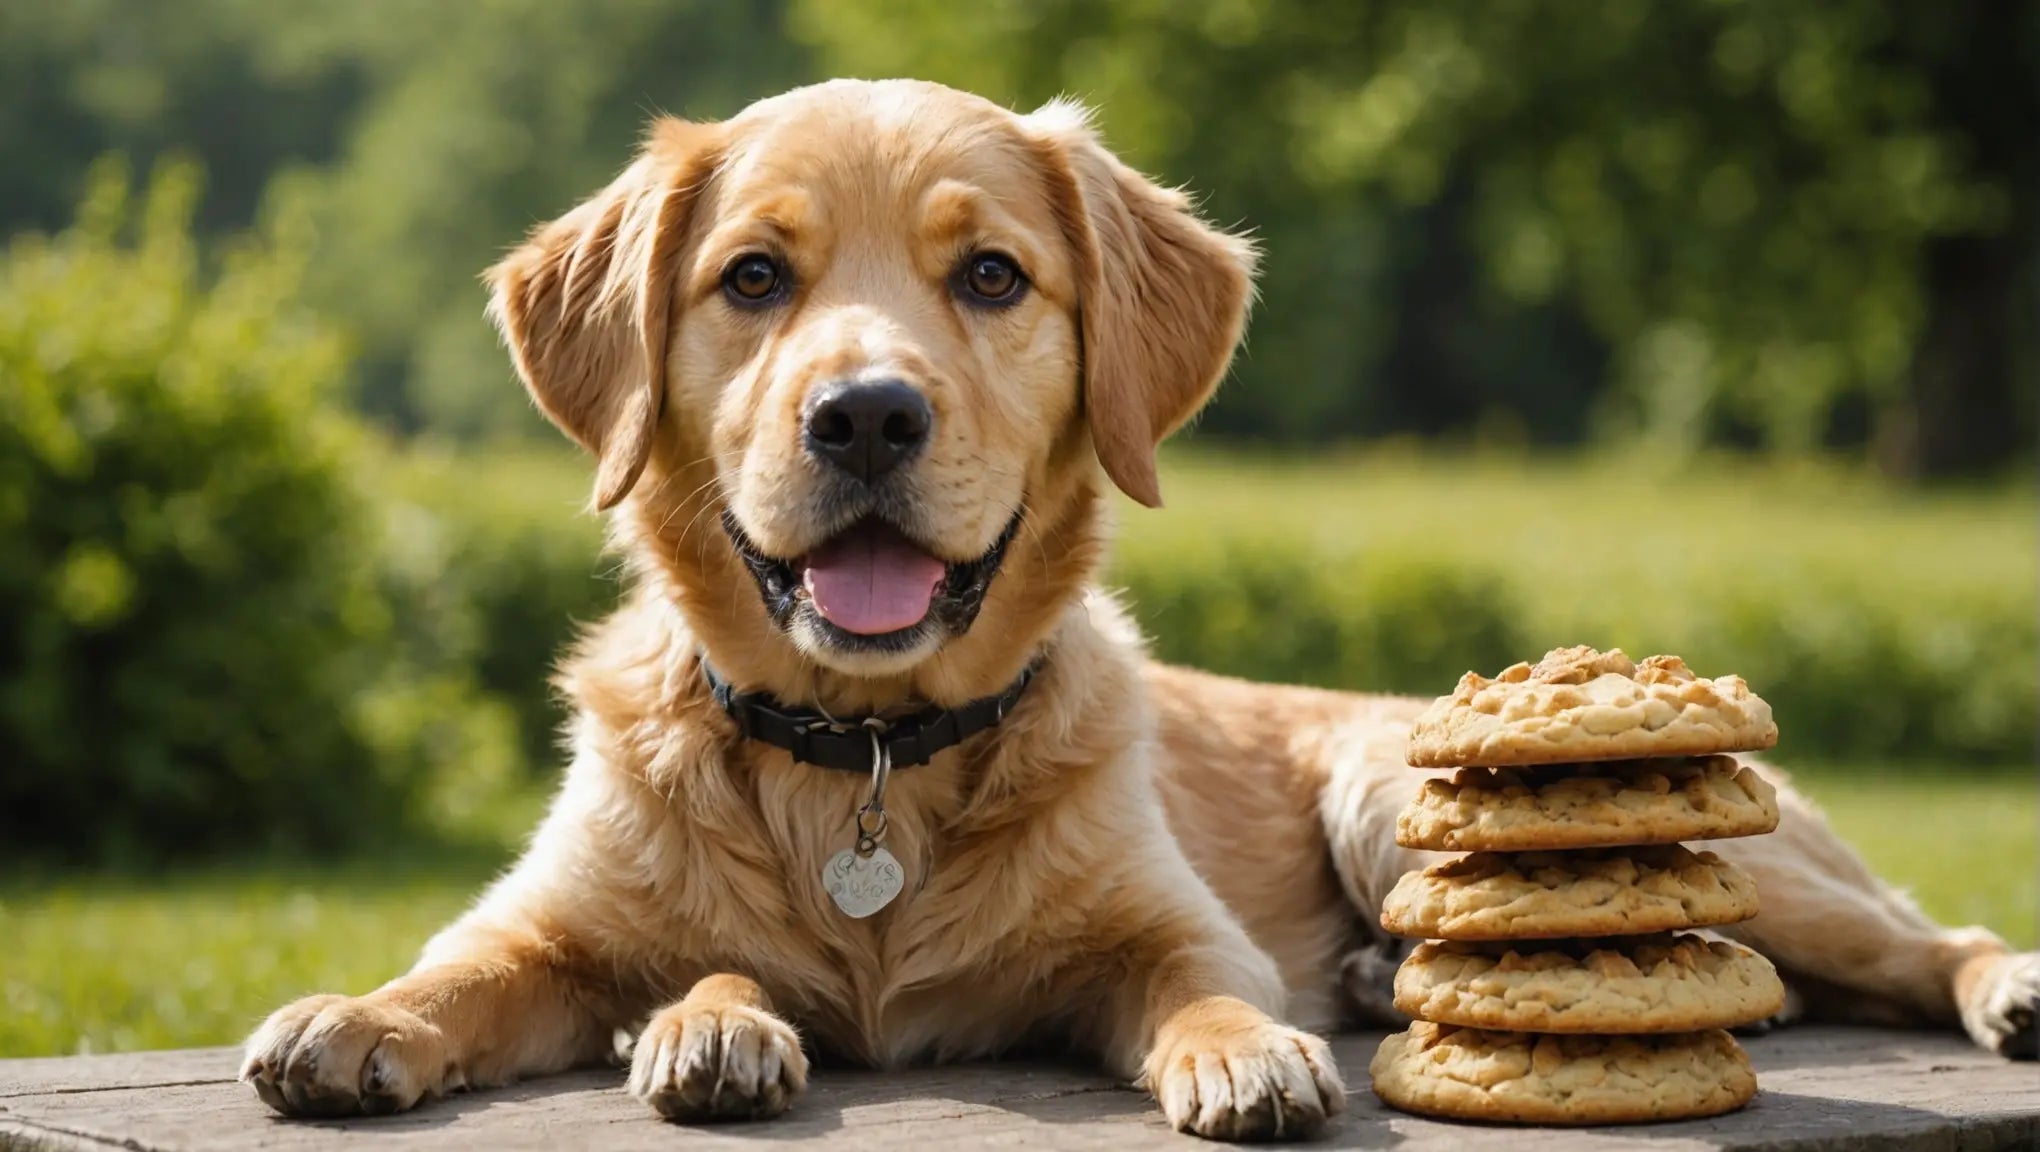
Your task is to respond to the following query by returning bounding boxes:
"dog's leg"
[1337,943,1412,1029]
[241,922,622,1117]
[1315,721,1442,1025]
[1708,762,2037,1058]
[1088,877,1344,1141]
[625,973,808,1123]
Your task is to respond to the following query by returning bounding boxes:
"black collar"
[703,661,1038,773]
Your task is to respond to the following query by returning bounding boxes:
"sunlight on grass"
[1133,446,2036,590]
[1122,446,2036,645]
[0,864,496,1059]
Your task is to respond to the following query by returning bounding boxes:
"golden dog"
[242,79,2039,1140]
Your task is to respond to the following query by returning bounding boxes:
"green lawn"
[1787,768,2036,948]
[0,859,494,1059]
[3,767,2030,1060]
[1122,446,2037,601]
[1116,448,2038,690]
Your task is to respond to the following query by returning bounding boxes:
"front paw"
[241,994,452,1117]
[627,1001,808,1122]
[1146,1006,1345,1141]
[1962,952,2040,1059]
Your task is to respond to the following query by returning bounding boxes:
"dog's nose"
[803,378,931,484]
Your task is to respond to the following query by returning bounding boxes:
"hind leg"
[1315,711,1445,1028]
[1710,761,2035,1058]
[1336,943,1410,1028]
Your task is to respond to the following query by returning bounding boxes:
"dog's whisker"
[672,486,742,560]
[638,464,683,506]
[654,455,745,544]
[663,474,734,543]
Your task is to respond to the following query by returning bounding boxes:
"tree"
[795,0,2035,471]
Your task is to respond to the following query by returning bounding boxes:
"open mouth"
[724,509,1022,646]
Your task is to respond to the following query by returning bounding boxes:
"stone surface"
[2,1027,2036,1150]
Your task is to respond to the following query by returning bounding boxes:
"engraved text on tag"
[823,845,904,918]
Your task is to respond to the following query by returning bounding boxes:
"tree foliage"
[0,162,515,863]
[0,1,2030,470]
[794,0,2036,472]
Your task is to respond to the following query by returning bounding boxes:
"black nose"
[802,378,931,485]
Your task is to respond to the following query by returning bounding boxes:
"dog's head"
[488,80,1254,698]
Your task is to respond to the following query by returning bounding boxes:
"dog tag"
[823,845,903,918]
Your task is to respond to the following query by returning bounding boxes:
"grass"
[1126,445,2036,589]
[1785,766,2036,948]
[0,858,504,1060]
[2,766,2030,1060]
[1118,445,2037,654]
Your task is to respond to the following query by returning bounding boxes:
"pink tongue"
[801,524,947,635]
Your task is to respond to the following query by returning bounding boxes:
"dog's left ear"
[486,119,723,510]
[1026,100,1259,508]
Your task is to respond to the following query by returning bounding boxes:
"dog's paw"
[1147,1015,1344,1141]
[241,994,453,1117]
[1338,945,1409,1029]
[1961,952,2040,1059]
[627,1001,808,1122]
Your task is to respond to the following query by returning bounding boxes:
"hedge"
[0,162,517,864]
[403,450,2033,770]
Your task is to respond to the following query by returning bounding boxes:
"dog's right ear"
[486,119,723,510]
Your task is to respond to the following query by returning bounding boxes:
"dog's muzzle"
[723,508,1022,652]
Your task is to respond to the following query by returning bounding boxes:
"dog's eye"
[723,254,784,304]
[958,253,1025,306]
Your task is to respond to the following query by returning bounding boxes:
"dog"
[241,79,2040,1140]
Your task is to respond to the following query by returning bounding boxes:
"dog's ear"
[486,118,723,510]
[1026,100,1258,508]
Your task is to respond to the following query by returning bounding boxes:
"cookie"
[1395,756,1780,852]
[1407,646,1777,768]
[1379,845,1760,941]
[1393,934,1785,1033]
[1370,1022,1756,1125]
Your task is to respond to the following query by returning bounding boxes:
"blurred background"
[1,0,2033,1057]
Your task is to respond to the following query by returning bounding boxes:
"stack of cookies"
[1370,646,1786,1126]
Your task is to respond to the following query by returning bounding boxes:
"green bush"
[1113,558,2037,764]
[0,161,514,864]
[1682,581,2037,765]
[1118,547,1522,698]
[1112,450,2036,765]
[376,445,615,775]
[1112,544,2031,764]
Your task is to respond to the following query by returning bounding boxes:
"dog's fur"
[243,80,2040,1139]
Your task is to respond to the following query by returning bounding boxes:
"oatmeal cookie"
[1393,934,1785,1033]
[1370,1021,1756,1124]
[1395,756,1780,852]
[1407,646,1776,768]
[1379,846,1760,941]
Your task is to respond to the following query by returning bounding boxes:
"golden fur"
[242,80,2039,1139]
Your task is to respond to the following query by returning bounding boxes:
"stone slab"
[2,1027,2035,1151]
